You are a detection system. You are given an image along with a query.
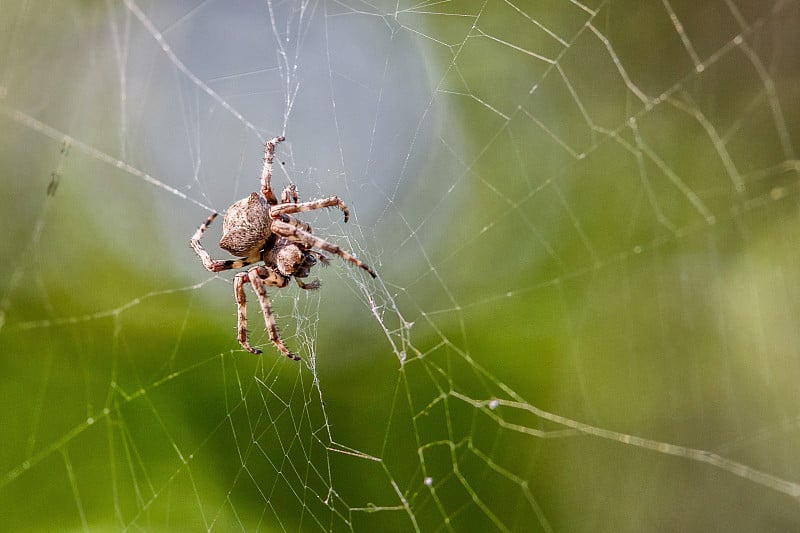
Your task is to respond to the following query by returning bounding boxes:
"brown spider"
[190,136,376,360]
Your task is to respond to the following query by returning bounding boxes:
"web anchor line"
[456,393,800,500]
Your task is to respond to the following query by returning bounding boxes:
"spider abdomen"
[219,192,271,256]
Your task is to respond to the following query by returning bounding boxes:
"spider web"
[2,0,800,530]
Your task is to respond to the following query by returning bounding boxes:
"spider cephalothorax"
[190,136,376,360]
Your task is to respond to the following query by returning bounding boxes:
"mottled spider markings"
[191,137,376,360]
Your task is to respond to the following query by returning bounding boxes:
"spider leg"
[277,213,312,234]
[190,213,258,272]
[234,272,261,354]
[260,136,285,205]
[271,196,350,223]
[235,266,297,360]
[271,220,377,278]
[281,184,299,204]
[296,278,320,290]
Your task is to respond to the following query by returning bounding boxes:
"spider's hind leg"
[191,212,257,272]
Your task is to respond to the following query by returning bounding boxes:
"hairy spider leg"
[270,196,350,223]
[280,183,298,204]
[277,213,313,234]
[295,278,320,290]
[271,219,377,278]
[234,266,297,359]
[233,272,258,353]
[190,212,259,272]
[260,136,285,205]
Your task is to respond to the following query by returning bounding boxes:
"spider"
[190,136,376,360]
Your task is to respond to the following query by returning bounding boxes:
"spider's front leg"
[271,220,377,278]
[270,196,350,223]
[234,265,297,360]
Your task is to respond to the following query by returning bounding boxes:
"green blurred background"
[2,1,800,531]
